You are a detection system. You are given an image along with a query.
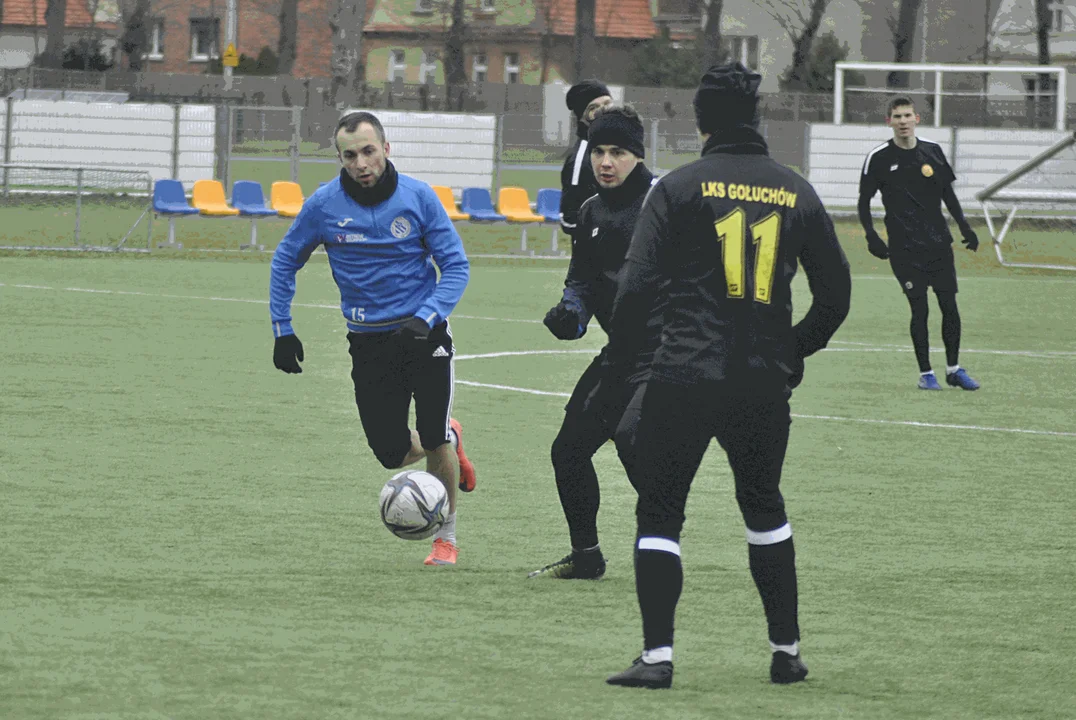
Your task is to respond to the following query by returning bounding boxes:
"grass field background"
[2,215,1075,719]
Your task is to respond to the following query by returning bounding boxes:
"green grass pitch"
[1,220,1074,719]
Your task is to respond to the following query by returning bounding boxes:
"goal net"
[976,132,1076,271]
[0,164,154,252]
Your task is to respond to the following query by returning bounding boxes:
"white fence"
[343,108,496,194]
[0,99,215,189]
[807,124,1071,210]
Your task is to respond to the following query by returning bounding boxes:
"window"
[189,18,219,61]
[728,35,759,69]
[1048,1,1067,31]
[503,52,520,84]
[388,49,407,82]
[146,19,164,59]
[419,50,438,84]
[471,52,488,82]
[478,0,496,12]
[1024,76,1056,100]
[414,0,434,14]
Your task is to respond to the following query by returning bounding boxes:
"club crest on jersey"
[390,216,411,239]
[905,281,914,290]
[592,227,600,237]
[921,163,934,178]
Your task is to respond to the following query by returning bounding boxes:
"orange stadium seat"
[191,179,239,216]
[270,181,304,218]
[432,185,470,221]
[497,187,545,223]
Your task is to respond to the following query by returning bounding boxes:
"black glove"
[395,317,432,356]
[787,355,805,391]
[866,230,889,260]
[273,334,304,374]
[960,227,980,252]
[543,303,583,340]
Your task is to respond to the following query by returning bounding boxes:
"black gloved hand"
[273,334,304,374]
[543,303,583,340]
[395,317,432,356]
[866,230,890,260]
[787,355,805,391]
[961,227,980,252]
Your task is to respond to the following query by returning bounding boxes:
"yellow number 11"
[713,208,781,304]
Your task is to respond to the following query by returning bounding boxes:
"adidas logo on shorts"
[432,346,451,358]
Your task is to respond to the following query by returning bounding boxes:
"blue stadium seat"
[231,180,276,251]
[231,181,278,216]
[460,187,506,222]
[152,179,198,216]
[536,188,561,223]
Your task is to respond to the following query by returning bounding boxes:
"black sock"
[909,296,932,373]
[938,293,962,368]
[552,447,600,550]
[635,539,683,650]
[748,537,799,647]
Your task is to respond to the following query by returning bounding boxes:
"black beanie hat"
[693,62,763,134]
[566,79,611,118]
[588,108,645,159]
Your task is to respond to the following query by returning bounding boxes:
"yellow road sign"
[222,43,239,68]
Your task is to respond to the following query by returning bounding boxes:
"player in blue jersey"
[269,111,475,567]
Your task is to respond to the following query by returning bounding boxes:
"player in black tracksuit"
[530,105,660,581]
[601,64,852,690]
[859,96,981,391]
[559,80,613,243]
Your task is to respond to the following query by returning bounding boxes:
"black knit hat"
[693,62,763,134]
[588,107,645,159]
[566,79,611,118]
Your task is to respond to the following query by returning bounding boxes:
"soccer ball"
[379,470,448,541]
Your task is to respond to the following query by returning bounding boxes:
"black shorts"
[889,246,957,297]
[558,349,646,465]
[347,321,454,466]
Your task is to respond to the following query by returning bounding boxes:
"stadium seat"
[460,187,506,222]
[536,188,562,223]
[270,181,304,218]
[192,179,239,217]
[497,187,545,223]
[232,180,277,251]
[432,185,470,221]
[152,179,198,249]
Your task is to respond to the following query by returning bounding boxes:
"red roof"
[546,0,657,40]
[2,0,108,29]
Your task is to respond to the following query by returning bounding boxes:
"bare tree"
[535,0,566,84]
[886,0,921,87]
[1034,0,1052,125]
[40,0,67,68]
[328,0,367,105]
[277,0,299,75]
[699,0,725,71]
[118,0,151,71]
[443,0,466,84]
[573,0,596,81]
[760,0,830,90]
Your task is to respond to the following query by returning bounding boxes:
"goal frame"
[833,62,1069,131]
[975,131,1076,272]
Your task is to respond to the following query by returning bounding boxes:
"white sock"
[946,365,960,375]
[921,370,935,377]
[770,640,799,656]
[436,511,457,546]
[642,646,673,664]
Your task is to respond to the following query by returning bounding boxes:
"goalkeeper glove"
[960,227,980,252]
[273,334,304,374]
[543,303,584,340]
[865,230,889,260]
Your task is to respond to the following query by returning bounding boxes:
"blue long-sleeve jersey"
[269,174,470,336]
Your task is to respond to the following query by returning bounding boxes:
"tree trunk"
[443,0,466,86]
[42,0,67,68]
[120,0,150,72]
[277,0,299,75]
[1034,0,1052,127]
[887,0,921,88]
[573,0,596,81]
[700,0,724,71]
[328,0,367,106]
[784,0,829,90]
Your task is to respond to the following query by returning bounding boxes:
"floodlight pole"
[224,0,237,91]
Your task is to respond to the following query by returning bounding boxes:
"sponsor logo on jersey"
[592,227,600,237]
[390,216,411,239]
[337,217,353,227]
[890,164,899,172]
[333,233,367,243]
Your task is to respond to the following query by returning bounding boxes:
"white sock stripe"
[637,537,681,556]
[745,523,792,546]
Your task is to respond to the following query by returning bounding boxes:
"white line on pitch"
[453,380,1076,438]
[2,282,1073,358]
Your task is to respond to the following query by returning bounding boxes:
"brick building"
[0,0,116,69]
